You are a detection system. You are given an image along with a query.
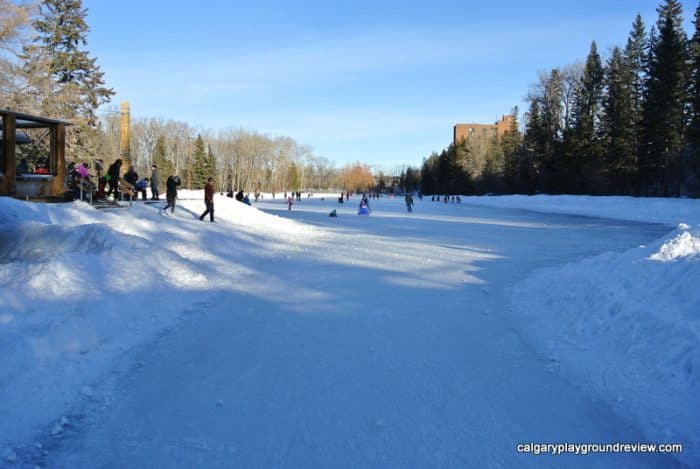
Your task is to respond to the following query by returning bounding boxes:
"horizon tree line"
[417,0,700,197]
[0,0,390,195]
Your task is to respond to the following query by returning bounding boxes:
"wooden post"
[0,114,7,196]
[52,123,66,197]
[3,114,17,196]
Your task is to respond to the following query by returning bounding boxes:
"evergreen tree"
[288,162,300,190]
[623,14,648,175]
[523,69,566,192]
[540,69,566,192]
[189,134,209,189]
[403,166,421,192]
[602,47,635,193]
[438,148,452,194]
[206,144,218,187]
[22,0,113,159]
[420,152,440,195]
[541,69,565,153]
[568,41,605,192]
[690,4,700,149]
[523,96,547,192]
[435,145,466,194]
[152,135,173,190]
[685,3,700,195]
[501,107,524,191]
[641,0,688,195]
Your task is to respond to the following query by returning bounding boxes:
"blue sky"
[83,0,696,168]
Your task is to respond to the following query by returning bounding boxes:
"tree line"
[417,0,700,197]
[1,0,396,193]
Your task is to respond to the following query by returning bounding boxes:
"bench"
[76,177,96,203]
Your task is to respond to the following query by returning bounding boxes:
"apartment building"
[453,114,514,145]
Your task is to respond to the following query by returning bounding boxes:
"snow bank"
[0,192,335,455]
[459,194,700,226]
[510,223,700,465]
[649,226,700,262]
[0,196,245,453]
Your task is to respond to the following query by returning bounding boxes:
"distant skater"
[199,177,215,222]
[162,172,181,214]
[405,193,414,213]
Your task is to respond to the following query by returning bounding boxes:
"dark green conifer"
[640,0,687,195]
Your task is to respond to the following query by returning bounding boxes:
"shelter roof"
[0,110,71,129]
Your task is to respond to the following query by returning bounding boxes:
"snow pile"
[460,194,700,226]
[0,195,270,452]
[0,192,344,457]
[510,224,700,465]
[649,224,700,262]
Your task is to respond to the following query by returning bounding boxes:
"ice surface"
[0,192,696,467]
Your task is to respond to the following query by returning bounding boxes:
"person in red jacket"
[199,177,215,222]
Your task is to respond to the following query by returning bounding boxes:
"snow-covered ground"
[0,192,697,468]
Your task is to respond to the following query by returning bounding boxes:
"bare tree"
[0,0,32,107]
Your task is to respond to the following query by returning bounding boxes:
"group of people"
[69,158,423,220]
[431,195,462,203]
[284,191,302,202]
[68,159,165,203]
[99,160,163,202]
[16,157,49,174]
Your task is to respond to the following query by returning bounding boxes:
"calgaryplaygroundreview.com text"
[516,442,684,456]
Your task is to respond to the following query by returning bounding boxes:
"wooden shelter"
[0,110,68,198]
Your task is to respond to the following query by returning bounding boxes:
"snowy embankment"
[0,193,320,462]
[510,225,700,462]
[460,193,700,226]
[465,196,699,464]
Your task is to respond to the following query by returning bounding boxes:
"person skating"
[358,194,371,215]
[405,192,414,213]
[161,171,181,214]
[106,159,122,201]
[123,165,139,201]
[199,177,215,222]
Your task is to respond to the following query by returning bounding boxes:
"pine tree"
[624,14,648,175]
[685,3,700,195]
[420,152,440,195]
[152,135,173,190]
[690,4,700,150]
[437,145,466,194]
[568,42,605,192]
[22,0,113,159]
[602,47,635,193]
[527,69,565,192]
[403,166,421,192]
[523,96,546,192]
[189,134,209,189]
[501,107,525,192]
[288,162,300,190]
[205,144,217,187]
[641,0,688,195]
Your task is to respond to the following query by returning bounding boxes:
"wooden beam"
[2,114,17,196]
[52,123,66,196]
